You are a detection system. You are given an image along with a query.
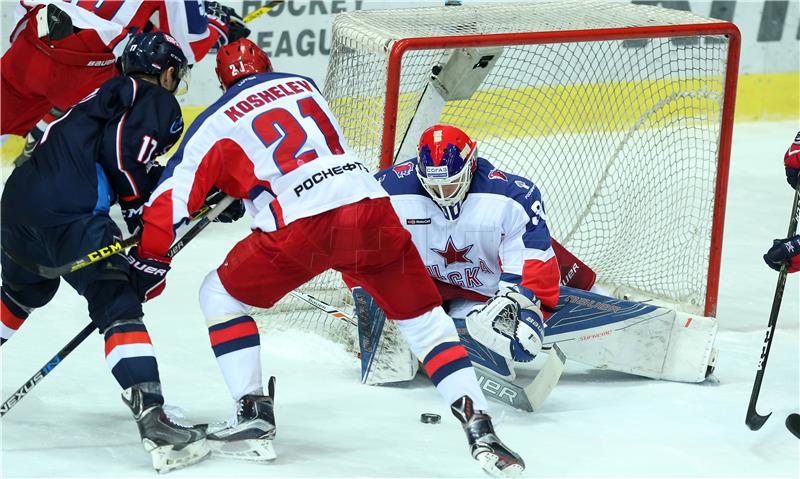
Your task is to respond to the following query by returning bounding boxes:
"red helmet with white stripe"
[215,38,273,90]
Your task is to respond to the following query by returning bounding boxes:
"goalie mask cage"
[255,1,739,341]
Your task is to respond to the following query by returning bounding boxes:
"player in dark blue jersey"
[0,32,209,473]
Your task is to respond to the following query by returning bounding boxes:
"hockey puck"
[420,413,441,424]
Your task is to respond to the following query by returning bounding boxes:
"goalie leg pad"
[394,306,488,410]
[545,287,718,383]
[200,271,262,400]
[353,287,418,385]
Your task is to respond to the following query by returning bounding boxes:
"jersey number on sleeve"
[530,200,547,226]
[252,97,344,175]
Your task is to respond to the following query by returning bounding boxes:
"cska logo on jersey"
[431,236,473,267]
[487,169,508,181]
[393,162,415,178]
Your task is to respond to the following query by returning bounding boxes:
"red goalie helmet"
[215,38,273,90]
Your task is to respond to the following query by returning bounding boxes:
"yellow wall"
[2,71,798,164]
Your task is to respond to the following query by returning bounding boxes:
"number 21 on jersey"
[253,97,344,175]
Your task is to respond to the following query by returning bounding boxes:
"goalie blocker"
[357,285,718,388]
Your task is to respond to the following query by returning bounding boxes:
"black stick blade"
[746,409,772,431]
[786,413,800,439]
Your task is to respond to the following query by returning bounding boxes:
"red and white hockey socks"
[200,271,263,400]
[393,306,489,410]
[104,319,160,389]
[1,287,31,345]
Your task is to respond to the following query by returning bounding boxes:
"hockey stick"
[746,185,800,430]
[0,197,235,417]
[8,203,219,280]
[288,290,357,327]
[290,288,564,412]
[242,0,284,23]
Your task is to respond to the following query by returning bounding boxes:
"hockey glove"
[205,187,245,223]
[205,1,230,50]
[120,200,145,235]
[127,248,171,302]
[784,131,800,189]
[466,285,545,362]
[225,6,251,43]
[764,235,800,273]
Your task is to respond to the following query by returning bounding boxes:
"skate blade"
[143,438,211,474]
[476,451,525,478]
[208,438,276,463]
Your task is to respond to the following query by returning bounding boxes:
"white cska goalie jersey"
[375,158,560,318]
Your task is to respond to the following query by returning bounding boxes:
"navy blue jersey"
[2,76,183,227]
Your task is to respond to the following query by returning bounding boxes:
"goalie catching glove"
[466,285,545,362]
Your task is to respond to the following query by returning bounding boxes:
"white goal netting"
[254,1,738,343]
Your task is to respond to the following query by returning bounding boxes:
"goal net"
[254,1,739,344]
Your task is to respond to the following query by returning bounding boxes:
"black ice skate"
[122,382,210,473]
[451,395,525,478]
[207,376,277,462]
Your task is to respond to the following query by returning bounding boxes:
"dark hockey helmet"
[417,124,478,208]
[216,38,273,90]
[122,32,189,90]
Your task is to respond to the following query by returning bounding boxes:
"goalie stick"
[0,196,235,417]
[291,289,565,412]
[746,185,800,430]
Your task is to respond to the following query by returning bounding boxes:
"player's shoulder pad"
[470,157,543,209]
[374,158,426,196]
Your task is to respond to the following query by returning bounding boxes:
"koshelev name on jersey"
[223,80,315,123]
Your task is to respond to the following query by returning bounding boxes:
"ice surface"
[1,121,798,478]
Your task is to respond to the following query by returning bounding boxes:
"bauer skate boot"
[451,395,525,478]
[122,382,210,473]
[207,376,277,462]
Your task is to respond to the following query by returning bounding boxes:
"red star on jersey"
[431,236,474,267]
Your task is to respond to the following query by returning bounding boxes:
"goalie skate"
[207,377,277,462]
[451,396,525,478]
[121,385,210,474]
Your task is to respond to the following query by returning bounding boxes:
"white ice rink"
[1,121,799,478]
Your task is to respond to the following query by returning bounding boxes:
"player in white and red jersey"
[133,39,525,477]
[2,0,248,161]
